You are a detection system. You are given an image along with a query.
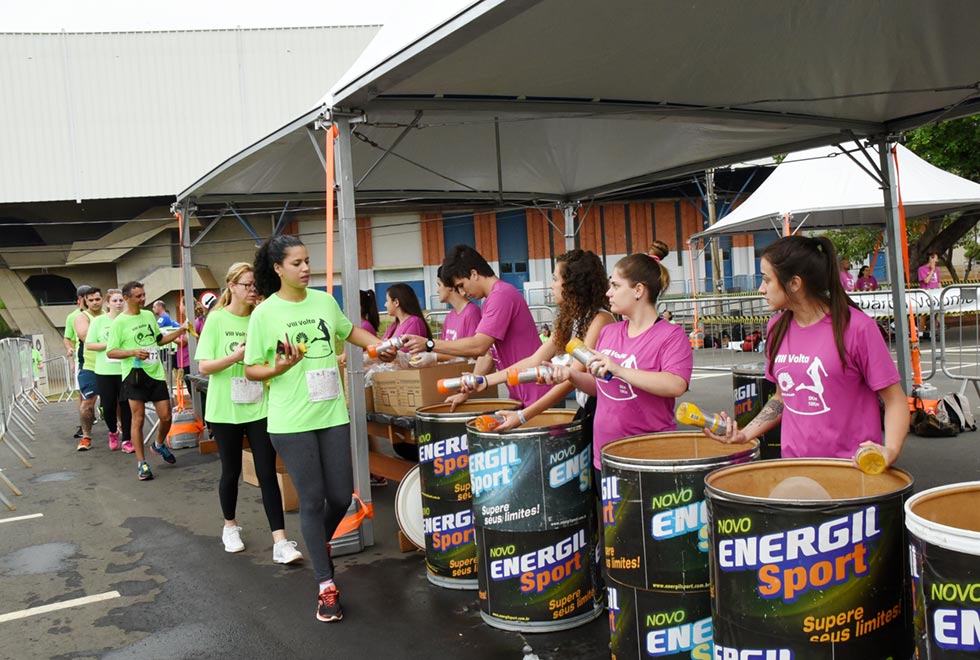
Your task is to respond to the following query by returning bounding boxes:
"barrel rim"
[704,458,914,505]
[465,408,581,437]
[414,398,519,422]
[601,433,760,473]
[905,481,980,554]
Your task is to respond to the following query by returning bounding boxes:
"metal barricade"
[937,283,980,398]
[42,356,73,401]
[0,338,34,510]
[849,289,938,382]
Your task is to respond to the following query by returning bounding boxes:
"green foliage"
[820,227,882,265]
[904,115,980,278]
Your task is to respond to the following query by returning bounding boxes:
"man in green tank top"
[73,287,104,451]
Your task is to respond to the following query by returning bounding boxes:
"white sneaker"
[273,539,304,564]
[222,525,245,553]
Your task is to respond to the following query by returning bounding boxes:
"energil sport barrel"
[706,459,914,660]
[906,481,980,659]
[600,432,759,591]
[732,364,781,460]
[468,410,602,632]
[415,398,517,589]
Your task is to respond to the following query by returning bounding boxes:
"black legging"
[271,425,353,582]
[212,420,285,532]
[95,374,132,441]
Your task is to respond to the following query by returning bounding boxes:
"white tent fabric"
[698,143,980,237]
[181,0,980,204]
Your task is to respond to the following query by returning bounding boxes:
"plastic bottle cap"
[565,338,585,354]
[506,368,521,387]
[436,379,453,394]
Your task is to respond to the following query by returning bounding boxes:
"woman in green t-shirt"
[86,288,132,452]
[196,262,303,565]
[244,236,393,623]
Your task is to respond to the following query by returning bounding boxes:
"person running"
[379,283,431,349]
[462,249,614,438]
[437,266,481,341]
[107,281,188,481]
[86,288,133,452]
[548,243,694,470]
[244,235,392,623]
[359,290,380,337]
[64,285,92,439]
[196,262,303,564]
[402,244,548,407]
[73,287,104,451]
[703,236,908,468]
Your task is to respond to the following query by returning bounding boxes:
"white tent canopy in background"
[698,143,980,238]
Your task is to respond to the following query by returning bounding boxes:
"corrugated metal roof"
[0,26,379,203]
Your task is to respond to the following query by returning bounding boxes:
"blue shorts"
[77,369,98,400]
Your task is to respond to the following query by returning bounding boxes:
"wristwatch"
[425,339,435,352]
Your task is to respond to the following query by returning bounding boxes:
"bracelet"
[517,409,528,425]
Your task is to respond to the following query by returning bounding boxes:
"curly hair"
[552,250,610,348]
[253,235,304,298]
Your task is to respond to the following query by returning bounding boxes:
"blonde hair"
[215,262,255,311]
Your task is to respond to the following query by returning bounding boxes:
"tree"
[905,115,980,278]
[821,226,882,267]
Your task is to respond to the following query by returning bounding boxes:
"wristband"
[517,409,528,425]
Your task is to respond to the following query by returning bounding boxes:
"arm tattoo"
[755,399,784,423]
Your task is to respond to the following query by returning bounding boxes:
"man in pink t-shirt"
[437,266,482,341]
[765,307,900,459]
[917,252,941,290]
[402,245,549,406]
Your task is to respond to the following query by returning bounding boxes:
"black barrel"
[732,364,781,460]
[706,459,914,660]
[468,410,603,632]
[414,399,517,590]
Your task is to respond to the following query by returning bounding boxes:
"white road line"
[0,513,43,525]
[0,591,121,624]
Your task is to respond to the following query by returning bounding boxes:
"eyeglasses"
[233,282,257,291]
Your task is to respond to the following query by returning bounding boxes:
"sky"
[0,0,401,32]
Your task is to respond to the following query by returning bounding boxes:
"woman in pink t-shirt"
[359,290,380,337]
[855,266,879,291]
[380,283,431,350]
[704,235,908,468]
[549,242,693,468]
[462,249,615,432]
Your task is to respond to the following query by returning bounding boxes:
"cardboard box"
[371,361,495,416]
[339,364,375,414]
[242,449,297,512]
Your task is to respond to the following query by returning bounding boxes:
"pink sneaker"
[108,432,120,451]
[121,440,135,454]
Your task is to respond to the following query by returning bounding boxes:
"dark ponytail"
[253,235,304,298]
[762,235,857,374]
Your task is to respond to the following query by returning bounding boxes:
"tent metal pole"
[334,115,374,548]
[562,204,576,252]
[180,200,202,421]
[878,142,912,392]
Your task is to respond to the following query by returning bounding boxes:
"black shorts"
[122,368,170,403]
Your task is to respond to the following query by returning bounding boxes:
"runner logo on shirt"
[598,351,638,401]
[775,354,830,415]
[285,317,334,359]
[134,325,157,346]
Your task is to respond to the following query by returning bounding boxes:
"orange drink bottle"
[367,336,405,358]
[436,373,485,394]
[472,414,506,432]
[506,365,554,386]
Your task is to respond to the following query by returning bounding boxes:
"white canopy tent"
[697,143,980,237]
[176,0,980,547]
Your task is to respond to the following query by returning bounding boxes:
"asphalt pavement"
[0,366,978,660]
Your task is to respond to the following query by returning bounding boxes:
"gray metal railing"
[0,338,39,510]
